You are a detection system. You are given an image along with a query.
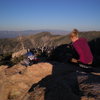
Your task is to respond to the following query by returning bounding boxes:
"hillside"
[79,31,100,40]
[0,31,100,54]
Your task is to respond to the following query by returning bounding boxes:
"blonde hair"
[69,29,79,38]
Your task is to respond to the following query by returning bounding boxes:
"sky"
[0,0,100,31]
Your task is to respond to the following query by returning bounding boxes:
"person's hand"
[71,58,78,63]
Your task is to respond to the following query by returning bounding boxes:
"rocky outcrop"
[0,62,100,100]
[77,72,100,100]
[12,49,27,58]
[0,63,52,100]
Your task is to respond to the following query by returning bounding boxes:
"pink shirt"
[72,38,93,64]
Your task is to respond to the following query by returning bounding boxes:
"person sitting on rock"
[69,29,93,71]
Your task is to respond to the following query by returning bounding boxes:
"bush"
[0,53,12,66]
[11,55,24,65]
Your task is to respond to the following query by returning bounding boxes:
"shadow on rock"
[27,62,82,100]
[77,72,100,100]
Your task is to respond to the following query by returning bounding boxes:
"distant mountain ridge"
[0,30,69,38]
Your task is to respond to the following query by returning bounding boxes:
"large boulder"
[77,72,100,100]
[0,62,100,100]
[12,49,27,58]
[0,65,8,72]
[0,63,53,100]
[5,64,26,76]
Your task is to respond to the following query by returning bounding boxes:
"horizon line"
[0,29,100,32]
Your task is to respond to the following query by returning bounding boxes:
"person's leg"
[78,63,93,73]
[69,56,93,73]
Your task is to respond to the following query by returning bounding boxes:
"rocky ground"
[0,62,100,100]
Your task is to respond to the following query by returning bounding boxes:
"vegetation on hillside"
[0,31,100,66]
[0,31,100,54]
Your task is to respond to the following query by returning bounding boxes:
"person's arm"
[71,58,80,63]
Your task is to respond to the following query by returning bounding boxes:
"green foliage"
[0,53,12,66]
[11,55,24,65]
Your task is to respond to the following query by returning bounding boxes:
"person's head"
[69,29,79,42]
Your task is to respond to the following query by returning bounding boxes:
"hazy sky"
[0,0,100,31]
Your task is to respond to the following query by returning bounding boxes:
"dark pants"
[71,62,93,73]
